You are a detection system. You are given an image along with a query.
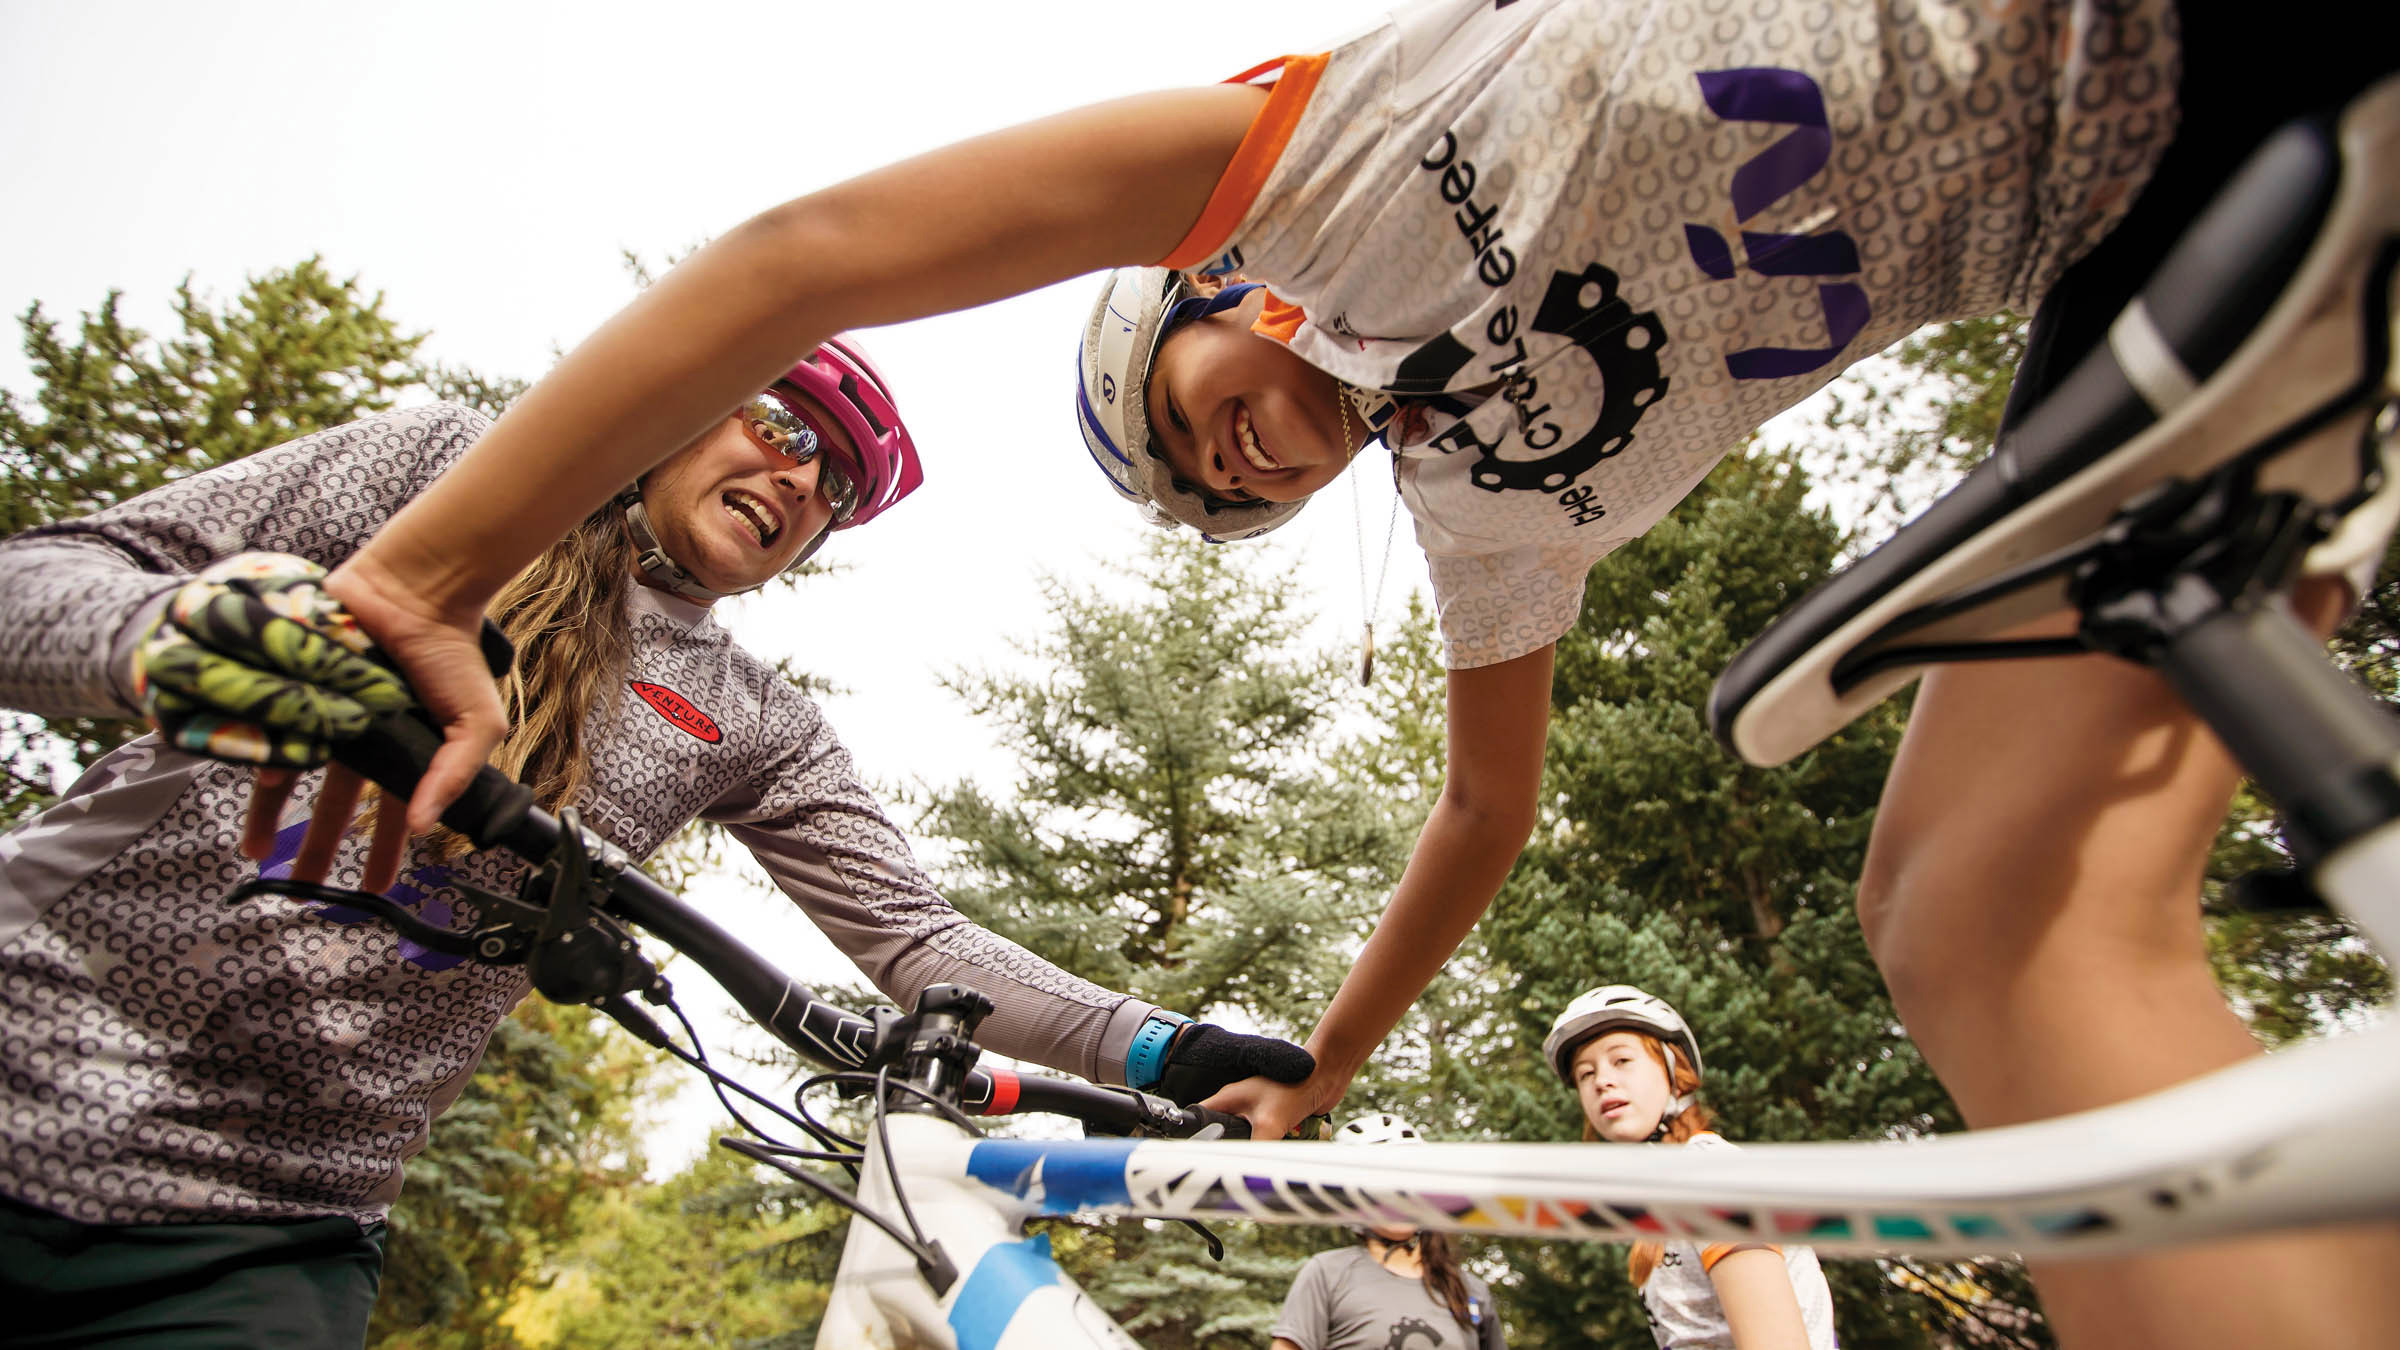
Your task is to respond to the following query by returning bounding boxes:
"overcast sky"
[3,0,1454,1156]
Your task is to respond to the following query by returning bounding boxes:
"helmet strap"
[1646,1046,1696,1142]
[617,482,820,604]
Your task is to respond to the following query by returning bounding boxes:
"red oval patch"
[631,681,722,743]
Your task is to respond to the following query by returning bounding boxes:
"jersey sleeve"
[1157,54,1332,275]
[1698,1241,1782,1270]
[1268,1252,1335,1350]
[1420,537,1629,668]
[708,703,1157,1086]
[0,403,487,718]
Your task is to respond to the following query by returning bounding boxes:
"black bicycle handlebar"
[330,700,1242,1137]
[1005,1072,1251,1139]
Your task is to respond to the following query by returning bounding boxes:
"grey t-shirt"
[0,403,1158,1226]
[1273,1246,1505,1350]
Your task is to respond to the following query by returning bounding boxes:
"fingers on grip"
[133,553,420,769]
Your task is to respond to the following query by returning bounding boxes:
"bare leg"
[1858,580,2400,1350]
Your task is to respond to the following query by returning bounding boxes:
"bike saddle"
[1711,75,2400,768]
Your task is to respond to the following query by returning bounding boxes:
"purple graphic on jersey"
[1683,66,1873,380]
[1693,67,1830,221]
[258,819,467,971]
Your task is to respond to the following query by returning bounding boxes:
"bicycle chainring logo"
[1395,262,1669,495]
[632,681,723,743]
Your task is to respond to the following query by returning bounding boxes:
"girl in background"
[1544,986,1836,1350]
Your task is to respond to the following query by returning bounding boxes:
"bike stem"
[867,984,996,1115]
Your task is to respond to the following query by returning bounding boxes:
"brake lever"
[1176,1218,1227,1262]
[231,875,545,965]
[521,807,661,1006]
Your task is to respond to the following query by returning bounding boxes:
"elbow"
[1435,780,1538,858]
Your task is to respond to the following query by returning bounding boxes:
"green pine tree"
[0,257,525,824]
[900,530,1432,1345]
[913,530,1411,1021]
[369,1001,675,1349]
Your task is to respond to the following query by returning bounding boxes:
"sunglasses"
[741,385,861,526]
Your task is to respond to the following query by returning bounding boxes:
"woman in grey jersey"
[0,345,1309,1347]
[117,2,2399,1346]
[1271,1113,1505,1350]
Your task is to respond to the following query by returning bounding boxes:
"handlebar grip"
[329,618,532,850]
[1179,1105,1252,1140]
[336,708,533,851]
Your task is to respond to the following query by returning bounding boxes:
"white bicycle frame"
[817,1008,2400,1348]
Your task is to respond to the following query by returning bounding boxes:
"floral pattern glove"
[131,552,418,768]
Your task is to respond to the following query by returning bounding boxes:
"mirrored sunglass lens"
[745,395,821,462]
[822,462,860,523]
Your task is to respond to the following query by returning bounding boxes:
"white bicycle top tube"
[888,1019,2400,1270]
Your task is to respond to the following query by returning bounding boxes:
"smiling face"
[1144,287,1354,506]
[634,390,853,603]
[1572,1031,1676,1144]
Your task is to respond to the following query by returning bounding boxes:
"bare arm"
[348,86,1258,627]
[1707,1247,1813,1350]
[326,84,1263,828]
[1207,644,1555,1134]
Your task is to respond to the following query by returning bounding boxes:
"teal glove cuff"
[1125,1009,1193,1091]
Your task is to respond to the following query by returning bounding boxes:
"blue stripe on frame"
[965,1139,1137,1213]
[947,1234,1063,1350]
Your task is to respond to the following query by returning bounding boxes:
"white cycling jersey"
[1638,1134,1838,1349]
[1164,0,2178,667]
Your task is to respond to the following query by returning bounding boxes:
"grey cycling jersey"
[0,403,1158,1226]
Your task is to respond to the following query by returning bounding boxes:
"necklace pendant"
[1357,626,1376,687]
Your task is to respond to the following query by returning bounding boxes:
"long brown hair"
[1576,1032,1718,1289]
[422,498,639,860]
[1366,1229,1486,1343]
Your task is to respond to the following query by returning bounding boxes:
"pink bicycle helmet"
[784,335,922,533]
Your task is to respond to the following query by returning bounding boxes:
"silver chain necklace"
[1341,382,1401,686]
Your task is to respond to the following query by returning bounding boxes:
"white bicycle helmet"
[1542,985,1704,1092]
[1334,1111,1426,1146]
[1074,266,1306,543]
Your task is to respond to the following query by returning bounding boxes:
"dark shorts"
[2005,4,2400,423]
[0,1195,388,1350]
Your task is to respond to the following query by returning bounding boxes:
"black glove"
[1151,1023,1315,1105]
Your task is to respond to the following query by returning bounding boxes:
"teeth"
[725,491,779,547]
[1235,406,1280,472]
